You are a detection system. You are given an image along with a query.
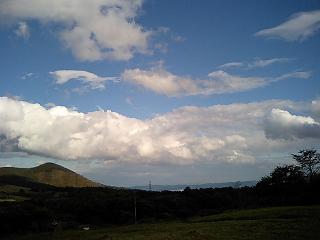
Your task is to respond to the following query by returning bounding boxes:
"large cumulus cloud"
[0,97,318,165]
[0,0,151,61]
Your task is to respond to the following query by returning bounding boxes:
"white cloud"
[218,62,244,69]
[265,108,320,140]
[50,70,118,90]
[45,102,56,108]
[155,26,186,43]
[122,65,310,97]
[154,43,168,53]
[0,97,318,165]
[4,94,23,101]
[207,70,266,93]
[0,0,151,61]
[219,58,292,69]
[172,35,185,42]
[255,10,320,41]
[156,26,170,34]
[14,21,30,39]
[125,97,133,105]
[273,71,311,81]
[21,72,33,79]
[122,66,202,96]
[248,58,292,68]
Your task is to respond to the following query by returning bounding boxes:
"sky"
[0,0,320,187]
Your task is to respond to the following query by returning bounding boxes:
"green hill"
[0,162,101,188]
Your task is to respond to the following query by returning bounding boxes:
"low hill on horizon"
[0,162,102,188]
[131,180,257,191]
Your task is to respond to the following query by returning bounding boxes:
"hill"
[0,162,101,188]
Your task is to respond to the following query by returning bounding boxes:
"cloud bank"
[255,10,320,41]
[0,0,151,61]
[0,97,319,165]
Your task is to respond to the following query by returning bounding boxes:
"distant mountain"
[131,180,257,191]
[0,162,102,188]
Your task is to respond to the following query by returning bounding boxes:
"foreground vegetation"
[1,149,320,239]
[1,175,319,236]
[5,205,320,240]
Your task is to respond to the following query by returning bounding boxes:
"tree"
[270,165,305,185]
[257,164,305,187]
[292,149,320,179]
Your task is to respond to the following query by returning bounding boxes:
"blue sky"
[0,0,319,186]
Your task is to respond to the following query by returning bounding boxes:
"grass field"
[5,205,320,240]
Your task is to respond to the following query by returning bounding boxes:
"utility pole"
[134,190,137,224]
[148,180,152,191]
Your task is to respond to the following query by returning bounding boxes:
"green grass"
[0,184,30,201]
[6,205,320,240]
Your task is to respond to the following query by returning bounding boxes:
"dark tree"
[292,149,320,178]
[271,165,305,184]
[257,164,305,187]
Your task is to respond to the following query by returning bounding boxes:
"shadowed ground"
[6,205,320,240]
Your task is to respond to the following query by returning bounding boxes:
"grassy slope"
[0,163,100,187]
[8,205,320,240]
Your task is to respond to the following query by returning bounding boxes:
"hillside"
[0,162,101,188]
